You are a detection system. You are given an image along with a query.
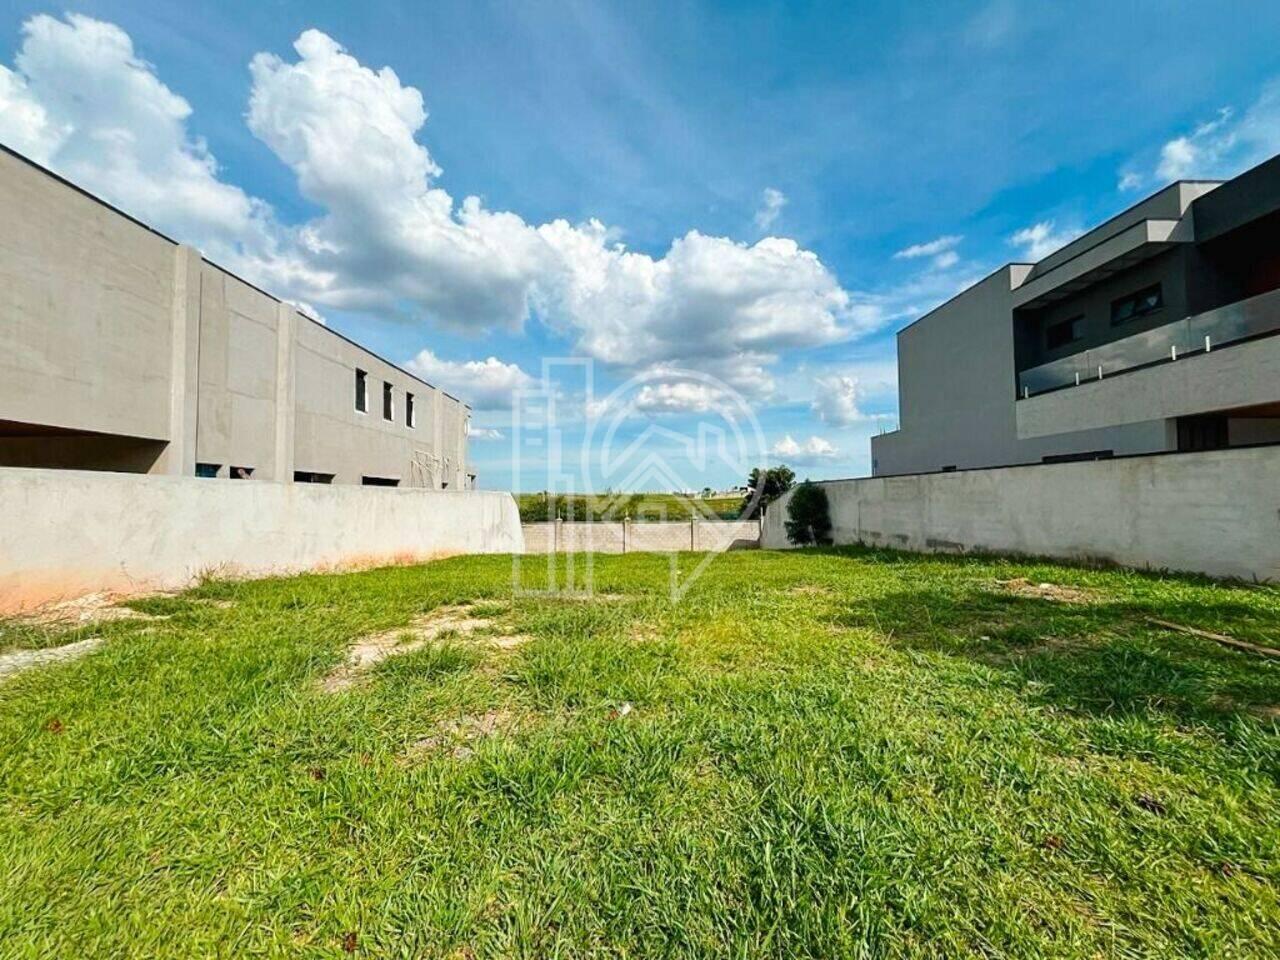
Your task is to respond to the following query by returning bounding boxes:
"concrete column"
[622,517,630,554]
[157,244,201,476]
[272,304,297,483]
[554,517,564,553]
[432,387,445,488]
[690,516,699,551]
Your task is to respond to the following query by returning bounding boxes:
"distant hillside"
[516,492,744,522]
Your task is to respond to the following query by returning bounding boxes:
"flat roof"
[0,143,469,409]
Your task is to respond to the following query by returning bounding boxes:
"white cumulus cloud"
[405,349,535,411]
[772,434,837,463]
[469,427,505,441]
[810,375,865,426]
[245,31,858,384]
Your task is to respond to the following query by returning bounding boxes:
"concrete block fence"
[760,446,1280,581]
[522,518,760,554]
[0,468,524,612]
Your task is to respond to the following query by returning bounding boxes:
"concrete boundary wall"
[522,519,760,554]
[761,447,1280,581]
[0,468,523,613]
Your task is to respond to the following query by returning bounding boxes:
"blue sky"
[3,1,1279,491]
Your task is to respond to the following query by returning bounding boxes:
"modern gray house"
[872,155,1280,476]
[0,146,473,489]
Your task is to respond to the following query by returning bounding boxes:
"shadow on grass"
[832,584,1280,728]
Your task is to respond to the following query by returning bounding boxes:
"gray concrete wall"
[762,447,1280,581]
[0,146,470,486]
[293,319,467,488]
[522,520,760,554]
[0,148,175,442]
[196,262,282,478]
[872,267,1171,477]
[1016,334,1280,439]
[0,468,522,613]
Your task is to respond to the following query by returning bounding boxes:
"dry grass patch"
[23,591,158,627]
[321,604,490,693]
[788,584,833,597]
[319,602,529,692]
[991,577,1096,604]
[400,708,518,761]
[0,636,104,681]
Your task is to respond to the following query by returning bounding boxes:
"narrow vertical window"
[406,392,416,428]
[355,368,368,413]
[383,381,394,421]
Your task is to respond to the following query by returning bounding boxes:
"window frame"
[355,368,368,414]
[1110,284,1164,327]
[1045,314,1084,351]
[382,381,394,422]
[406,391,416,429]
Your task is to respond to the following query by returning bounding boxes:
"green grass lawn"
[516,491,744,522]
[1,548,1278,957]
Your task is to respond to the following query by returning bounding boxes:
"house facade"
[872,156,1280,476]
[0,146,472,489]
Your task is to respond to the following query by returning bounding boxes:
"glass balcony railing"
[1017,285,1280,398]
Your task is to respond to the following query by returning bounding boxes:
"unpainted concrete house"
[873,154,1280,476]
[0,146,472,489]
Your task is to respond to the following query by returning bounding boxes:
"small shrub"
[785,481,832,546]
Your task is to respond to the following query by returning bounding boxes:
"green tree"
[785,481,832,546]
[743,465,795,518]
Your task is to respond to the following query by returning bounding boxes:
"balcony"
[1017,286,1280,399]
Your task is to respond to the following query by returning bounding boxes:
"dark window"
[195,462,220,478]
[1177,415,1229,452]
[362,476,399,487]
[406,391,416,428]
[383,382,394,421]
[940,465,958,473]
[294,471,334,484]
[1042,450,1114,464]
[230,466,254,480]
[1111,284,1163,326]
[1045,315,1083,350]
[355,369,368,413]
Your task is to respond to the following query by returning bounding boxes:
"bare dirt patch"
[487,633,531,651]
[991,578,1095,604]
[319,603,527,692]
[401,708,516,761]
[23,592,157,627]
[0,637,104,681]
